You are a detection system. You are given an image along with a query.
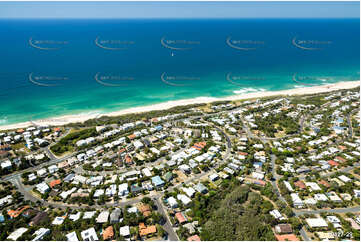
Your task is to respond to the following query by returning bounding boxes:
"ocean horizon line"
[0,17,360,20]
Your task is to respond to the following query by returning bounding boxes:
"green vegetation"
[200,185,275,241]
[254,112,299,137]
[184,179,275,241]
[50,128,96,155]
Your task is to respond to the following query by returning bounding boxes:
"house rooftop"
[275,234,299,241]
[102,226,114,240]
[139,224,157,237]
[294,180,306,189]
[187,235,201,241]
[151,175,165,187]
[175,212,187,224]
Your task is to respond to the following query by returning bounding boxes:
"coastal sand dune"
[0,81,359,131]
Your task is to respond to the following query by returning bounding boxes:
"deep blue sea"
[0,18,359,125]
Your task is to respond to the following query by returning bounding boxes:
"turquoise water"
[0,18,359,125]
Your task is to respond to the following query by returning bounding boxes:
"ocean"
[0,18,359,125]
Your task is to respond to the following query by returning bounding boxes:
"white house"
[306,218,328,228]
[66,231,79,241]
[118,183,129,197]
[1,160,12,169]
[168,196,178,208]
[36,182,50,194]
[182,187,196,198]
[177,194,192,205]
[291,193,303,208]
[81,227,98,241]
[119,226,130,238]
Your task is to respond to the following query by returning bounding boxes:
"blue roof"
[333,126,345,130]
[152,175,165,186]
[64,173,75,182]
[155,125,163,131]
[254,162,263,167]
[0,215,4,223]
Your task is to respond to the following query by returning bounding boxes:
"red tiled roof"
[103,226,114,240]
[49,179,61,188]
[8,205,30,218]
[139,223,146,230]
[128,134,136,140]
[139,204,151,217]
[192,142,207,151]
[319,180,330,188]
[187,235,201,241]
[294,180,306,189]
[175,212,187,224]
[275,234,299,241]
[328,160,339,166]
[125,155,132,163]
[139,225,156,236]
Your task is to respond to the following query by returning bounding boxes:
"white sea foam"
[233,87,266,94]
[0,119,8,125]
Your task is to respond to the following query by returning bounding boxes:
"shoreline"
[0,80,359,131]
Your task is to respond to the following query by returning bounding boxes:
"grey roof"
[194,183,208,194]
[110,208,121,222]
[64,173,75,182]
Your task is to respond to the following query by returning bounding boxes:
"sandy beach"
[0,80,359,131]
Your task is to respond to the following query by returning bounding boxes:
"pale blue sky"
[0,1,359,19]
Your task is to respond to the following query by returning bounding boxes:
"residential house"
[96,211,109,223]
[102,226,114,240]
[119,226,130,239]
[81,227,98,241]
[275,224,293,234]
[194,183,208,194]
[66,231,79,241]
[110,208,121,223]
[32,228,50,241]
[151,176,165,187]
[306,218,328,228]
[175,212,187,224]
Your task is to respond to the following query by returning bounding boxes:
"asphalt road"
[155,197,179,241]
[299,227,311,241]
[270,154,287,204]
[294,206,360,216]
